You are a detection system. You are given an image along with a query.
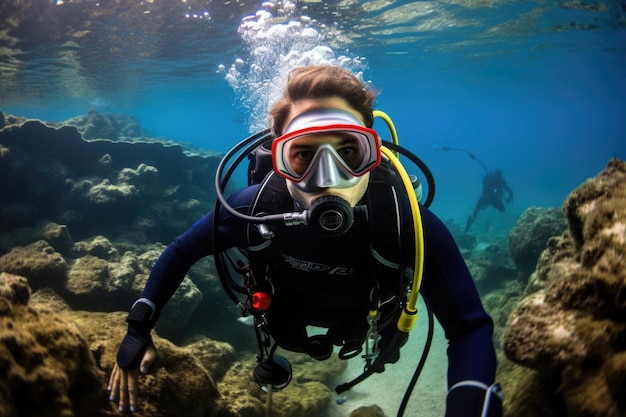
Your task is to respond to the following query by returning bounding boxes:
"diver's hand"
[108,342,157,412]
[506,195,513,205]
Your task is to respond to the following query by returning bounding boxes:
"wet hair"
[269,65,377,136]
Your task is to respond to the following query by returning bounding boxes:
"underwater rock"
[481,279,524,349]
[39,222,74,254]
[0,233,202,331]
[0,240,68,292]
[31,287,72,312]
[0,117,219,243]
[217,349,341,417]
[71,235,120,260]
[508,206,567,279]
[503,158,626,417]
[0,221,74,257]
[64,241,202,330]
[465,236,519,294]
[525,232,578,295]
[185,338,238,381]
[0,111,26,130]
[0,272,114,417]
[61,110,145,140]
[57,310,225,417]
[153,275,203,337]
[0,113,353,416]
[75,177,139,205]
[349,404,387,417]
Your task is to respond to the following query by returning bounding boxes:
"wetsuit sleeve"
[417,205,500,417]
[140,185,260,311]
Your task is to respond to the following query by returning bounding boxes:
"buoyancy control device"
[212,111,437,414]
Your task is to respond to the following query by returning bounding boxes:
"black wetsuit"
[465,170,513,232]
[141,184,499,417]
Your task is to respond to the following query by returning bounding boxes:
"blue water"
[1,0,625,223]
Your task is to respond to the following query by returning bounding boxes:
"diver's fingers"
[127,367,140,412]
[108,364,120,401]
[118,367,130,412]
[139,342,157,374]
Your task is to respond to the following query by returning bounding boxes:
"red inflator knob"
[251,292,272,310]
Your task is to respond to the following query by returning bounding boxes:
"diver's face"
[281,98,372,209]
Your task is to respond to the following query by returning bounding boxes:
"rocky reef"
[0,272,113,417]
[508,206,568,279]
[0,112,348,417]
[476,205,568,350]
[501,158,626,417]
[0,111,218,243]
[2,110,624,417]
[1,270,348,417]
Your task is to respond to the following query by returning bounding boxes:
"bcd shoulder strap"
[366,158,414,272]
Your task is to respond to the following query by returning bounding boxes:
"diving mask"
[272,108,381,192]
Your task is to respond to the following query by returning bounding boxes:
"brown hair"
[269,65,377,136]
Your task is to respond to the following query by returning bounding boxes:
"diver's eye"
[289,149,315,174]
[336,144,362,169]
[294,150,314,162]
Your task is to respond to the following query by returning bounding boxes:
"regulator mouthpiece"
[308,195,367,236]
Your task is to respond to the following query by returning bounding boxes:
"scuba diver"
[108,65,502,417]
[465,169,514,233]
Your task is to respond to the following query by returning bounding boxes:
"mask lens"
[273,126,380,182]
[283,133,369,175]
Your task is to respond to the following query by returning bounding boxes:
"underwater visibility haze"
[1,0,625,223]
[2,2,626,417]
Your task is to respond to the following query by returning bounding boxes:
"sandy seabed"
[326,298,448,417]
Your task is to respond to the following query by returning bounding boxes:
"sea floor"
[326,298,448,417]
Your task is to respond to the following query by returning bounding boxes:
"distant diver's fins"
[433,145,489,173]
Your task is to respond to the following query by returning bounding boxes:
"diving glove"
[445,380,503,417]
[116,298,159,370]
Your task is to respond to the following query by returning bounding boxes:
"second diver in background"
[465,169,513,233]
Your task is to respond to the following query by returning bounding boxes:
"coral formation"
[503,159,626,417]
[0,117,218,243]
[465,236,519,294]
[5,110,622,416]
[0,240,68,291]
[0,114,353,416]
[62,110,145,140]
[0,272,114,417]
[1,267,343,417]
[508,206,567,278]
[0,226,203,333]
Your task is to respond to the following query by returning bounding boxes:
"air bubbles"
[300,27,319,39]
[256,10,271,20]
[223,0,369,133]
[311,46,335,60]
[184,9,210,20]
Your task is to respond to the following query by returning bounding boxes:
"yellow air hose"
[374,110,424,333]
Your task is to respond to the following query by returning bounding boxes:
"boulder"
[503,159,626,417]
[0,240,68,291]
[508,206,567,279]
[0,272,114,417]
